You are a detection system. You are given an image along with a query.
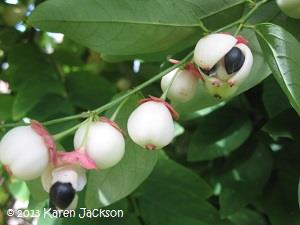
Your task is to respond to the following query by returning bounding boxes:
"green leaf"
[8,180,30,202]
[188,107,252,161]
[0,28,20,51]
[228,208,267,225]
[220,142,273,217]
[85,94,158,208]
[28,0,245,60]
[13,76,65,120]
[26,178,48,202]
[28,94,75,121]
[0,94,13,120]
[6,44,60,90]
[262,77,291,119]
[263,109,300,140]
[255,23,300,116]
[5,43,65,120]
[65,71,116,110]
[298,178,300,208]
[254,183,300,225]
[137,153,218,225]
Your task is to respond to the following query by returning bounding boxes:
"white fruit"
[194,33,237,70]
[193,33,253,99]
[0,126,49,180]
[127,101,175,150]
[74,121,125,169]
[42,165,85,210]
[41,164,87,193]
[277,0,300,19]
[161,68,198,102]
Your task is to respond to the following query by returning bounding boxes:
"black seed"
[49,182,75,209]
[224,47,245,74]
[200,64,217,76]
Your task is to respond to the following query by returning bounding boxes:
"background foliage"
[0,0,300,224]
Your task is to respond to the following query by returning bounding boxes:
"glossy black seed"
[200,64,217,76]
[224,47,245,74]
[49,182,75,209]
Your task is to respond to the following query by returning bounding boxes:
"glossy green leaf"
[188,107,252,161]
[220,142,273,217]
[262,77,290,119]
[85,94,158,208]
[263,109,300,140]
[29,0,245,60]
[256,23,300,116]
[137,153,218,225]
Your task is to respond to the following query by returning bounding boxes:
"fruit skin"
[74,120,125,169]
[194,34,253,99]
[161,68,199,102]
[194,33,237,70]
[277,0,300,19]
[0,126,49,180]
[127,99,175,150]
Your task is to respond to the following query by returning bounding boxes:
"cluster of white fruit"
[0,118,125,210]
[0,32,254,210]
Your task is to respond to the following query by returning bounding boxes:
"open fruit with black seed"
[194,33,253,99]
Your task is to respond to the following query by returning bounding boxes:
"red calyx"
[31,120,57,165]
[145,144,156,151]
[139,96,179,120]
[56,151,97,170]
[31,120,97,170]
[99,117,125,135]
[168,59,204,81]
[219,32,249,45]
[236,35,248,45]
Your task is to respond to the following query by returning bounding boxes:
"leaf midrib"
[30,0,245,28]
[256,26,300,109]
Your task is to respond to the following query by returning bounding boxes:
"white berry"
[127,101,175,150]
[194,33,237,70]
[73,121,125,169]
[0,126,49,180]
[161,68,198,102]
[193,33,253,99]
